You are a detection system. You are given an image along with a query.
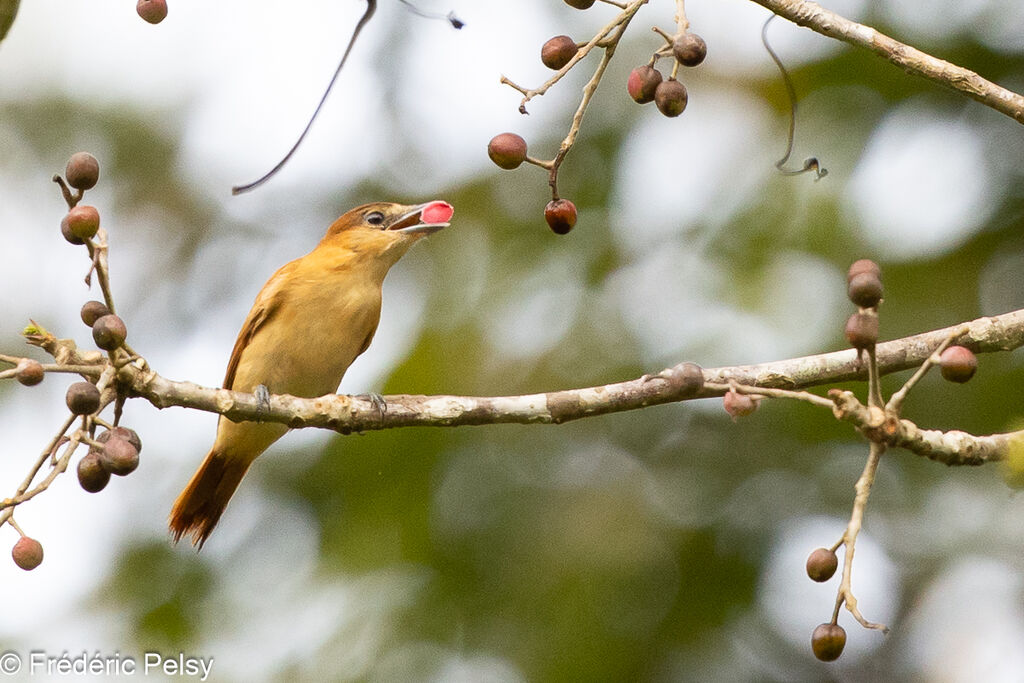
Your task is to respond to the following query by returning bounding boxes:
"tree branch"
[106,309,1023,435]
[749,0,1024,124]
[829,389,1021,466]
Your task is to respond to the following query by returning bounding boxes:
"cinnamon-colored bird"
[170,200,453,547]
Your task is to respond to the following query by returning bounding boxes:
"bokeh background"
[2,0,1024,681]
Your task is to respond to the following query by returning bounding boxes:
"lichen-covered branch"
[829,390,1022,466]
[111,309,1023,438]
[13,309,1024,464]
[749,0,1024,124]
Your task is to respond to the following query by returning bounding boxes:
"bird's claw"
[356,392,387,420]
[254,384,271,418]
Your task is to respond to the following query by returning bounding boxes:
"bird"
[169,200,453,547]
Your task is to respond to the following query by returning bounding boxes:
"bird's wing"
[222,260,298,390]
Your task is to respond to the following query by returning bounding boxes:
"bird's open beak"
[389,200,453,235]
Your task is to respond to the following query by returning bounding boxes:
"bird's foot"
[356,392,388,420]
[254,384,271,419]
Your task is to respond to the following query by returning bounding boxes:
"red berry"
[136,0,168,24]
[541,35,577,70]
[939,346,977,383]
[65,152,100,191]
[544,199,577,235]
[64,205,100,242]
[627,65,663,104]
[487,133,528,170]
[847,259,881,284]
[12,536,43,571]
[723,390,759,418]
[61,214,85,245]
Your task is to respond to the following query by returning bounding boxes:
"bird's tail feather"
[169,449,250,548]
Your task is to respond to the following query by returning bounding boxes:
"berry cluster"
[843,259,883,351]
[804,546,846,660]
[798,258,983,659]
[486,132,582,236]
[842,259,978,383]
[627,30,706,118]
[488,2,709,235]
[8,153,145,571]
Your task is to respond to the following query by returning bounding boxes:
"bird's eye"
[366,211,385,227]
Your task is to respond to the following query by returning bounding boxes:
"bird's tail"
[169,449,251,548]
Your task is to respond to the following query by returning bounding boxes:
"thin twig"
[0,413,76,520]
[231,0,379,194]
[547,19,632,197]
[887,326,968,413]
[761,15,826,179]
[704,381,833,408]
[866,345,884,409]
[834,441,890,633]
[674,0,688,32]
[500,0,648,112]
[85,228,117,316]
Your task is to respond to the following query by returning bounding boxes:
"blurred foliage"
[0,0,16,43]
[4,3,1024,682]
[95,542,212,648]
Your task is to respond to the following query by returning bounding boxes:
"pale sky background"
[1,1,1022,681]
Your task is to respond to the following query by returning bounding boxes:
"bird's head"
[319,200,453,263]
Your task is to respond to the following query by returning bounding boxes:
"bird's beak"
[389,200,453,235]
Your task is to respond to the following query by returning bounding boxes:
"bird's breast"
[232,271,384,399]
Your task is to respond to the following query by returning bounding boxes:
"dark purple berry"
[655,79,688,117]
[939,346,977,383]
[65,152,100,191]
[15,359,44,386]
[541,35,577,70]
[81,300,111,327]
[66,381,101,415]
[78,452,111,493]
[672,33,707,67]
[806,548,838,582]
[92,314,127,351]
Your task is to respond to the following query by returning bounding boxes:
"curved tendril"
[762,15,827,180]
[397,0,464,28]
[231,0,378,195]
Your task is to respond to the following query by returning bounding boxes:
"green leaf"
[0,0,20,43]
